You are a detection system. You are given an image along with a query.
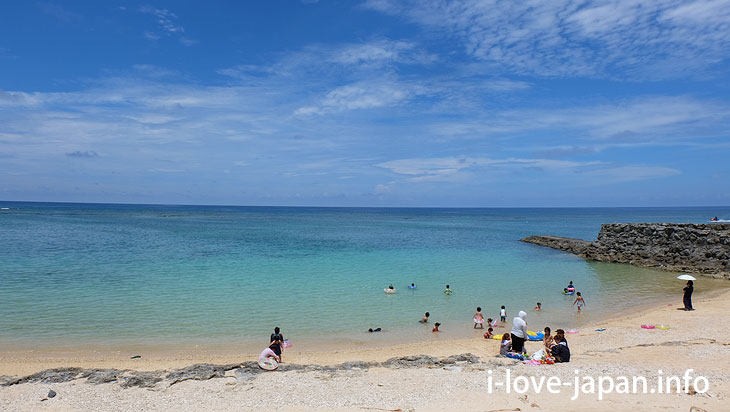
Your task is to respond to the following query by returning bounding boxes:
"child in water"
[432,322,441,332]
[473,307,484,329]
[534,302,541,311]
[573,292,586,312]
[483,327,494,339]
[420,312,430,323]
[500,306,506,322]
[444,285,453,294]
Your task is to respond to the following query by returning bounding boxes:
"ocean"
[1,202,729,351]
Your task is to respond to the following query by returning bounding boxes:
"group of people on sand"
[257,278,694,369]
[502,311,571,362]
[258,327,285,367]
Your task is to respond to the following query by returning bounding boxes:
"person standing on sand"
[270,327,284,363]
[510,311,528,354]
[473,307,484,329]
[683,280,694,311]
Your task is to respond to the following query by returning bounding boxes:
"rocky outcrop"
[1,354,484,388]
[522,223,730,280]
[521,235,591,255]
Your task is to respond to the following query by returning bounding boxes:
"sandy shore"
[2,289,730,411]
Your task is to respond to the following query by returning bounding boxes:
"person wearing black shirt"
[551,334,570,363]
[683,280,694,311]
[270,327,284,362]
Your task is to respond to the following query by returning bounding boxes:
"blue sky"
[1,0,729,207]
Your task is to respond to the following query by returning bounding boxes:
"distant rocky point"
[522,223,730,280]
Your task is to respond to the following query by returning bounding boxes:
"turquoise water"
[1,203,729,350]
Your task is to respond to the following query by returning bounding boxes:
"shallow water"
[1,203,728,350]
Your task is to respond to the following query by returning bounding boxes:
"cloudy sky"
[1,0,729,206]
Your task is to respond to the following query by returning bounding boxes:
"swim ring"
[640,324,655,329]
[384,288,397,294]
[258,357,279,371]
[408,285,416,289]
[563,291,574,295]
[444,290,453,295]
[566,329,579,334]
[655,325,670,330]
[282,340,292,348]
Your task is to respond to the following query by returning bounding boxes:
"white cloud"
[363,0,730,78]
[581,165,681,183]
[139,6,184,33]
[376,156,679,185]
[329,40,436,66]
[427,96,730,141]
[377,157,605,182]
[295,80,414,116]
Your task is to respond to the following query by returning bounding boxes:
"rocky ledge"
[522,223,730,280]
[0,354,488,389]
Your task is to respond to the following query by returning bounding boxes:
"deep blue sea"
[1,202,729,351]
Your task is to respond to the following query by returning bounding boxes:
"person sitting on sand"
[483,327,494,339]
[444,285,453,294]
[258,347,280,363]
[551,334,570,362]
[487,317,498,328]
[534,302,541,311]
[499,333,512,356]
[543,327,555,351]
[573,292,585,312]
[420,312,430,323]
[367,328,382,332]
[555,328,567,345]
[270,327,284,363]
[473,307,484,329]
[432,322,441,332]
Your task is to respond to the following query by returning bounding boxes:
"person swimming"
[384,284,397,294]
[420,312,430,323]
[408,283,417,289]
[368,328,382,332]
[444,285,453,294]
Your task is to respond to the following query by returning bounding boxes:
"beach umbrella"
[677,274,696,281]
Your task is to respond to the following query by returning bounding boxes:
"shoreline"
[2,287,730,411]
[2,286,728,377]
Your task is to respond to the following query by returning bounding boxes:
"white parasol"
[677,274,696,281]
